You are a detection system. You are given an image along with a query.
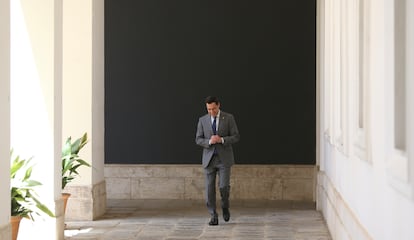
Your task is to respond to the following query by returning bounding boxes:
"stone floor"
[64,200,332,240]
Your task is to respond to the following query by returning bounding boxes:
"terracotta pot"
[62,193,71,213]
[10,216,23,240]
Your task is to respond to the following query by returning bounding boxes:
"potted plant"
[10,152,55,240]
[61,132,90,212]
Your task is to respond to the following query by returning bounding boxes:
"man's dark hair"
[205,96,220,104]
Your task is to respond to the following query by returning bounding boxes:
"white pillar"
[0,0,11,238]
[62,0,106,220]
[407,0,414,195]
[10,0,64,239]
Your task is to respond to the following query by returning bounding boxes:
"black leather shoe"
[209,216,218,225]
[223,208,230,222]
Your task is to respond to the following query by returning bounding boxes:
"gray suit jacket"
[195,111,240,168]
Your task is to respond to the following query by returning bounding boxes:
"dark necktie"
[212,117,218,155]
[212,117,217,135]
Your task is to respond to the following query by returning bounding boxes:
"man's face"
[206,102,220,117]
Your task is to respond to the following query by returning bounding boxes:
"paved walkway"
[64,200,332,240]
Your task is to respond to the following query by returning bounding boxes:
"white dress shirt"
[209,111,224,145]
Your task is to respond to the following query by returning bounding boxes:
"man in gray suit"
[196,96,240,225]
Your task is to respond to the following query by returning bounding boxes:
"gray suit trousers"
[205,155,231,216]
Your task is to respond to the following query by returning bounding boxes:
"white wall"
[317,0,414,239]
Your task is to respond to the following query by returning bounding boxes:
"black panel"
[105,0,316,164]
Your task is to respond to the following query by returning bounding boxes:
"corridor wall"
[104,0,317,165]
[317,0,414,239]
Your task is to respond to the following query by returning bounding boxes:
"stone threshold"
[107,199,316,210]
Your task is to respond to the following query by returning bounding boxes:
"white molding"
[351,0,371,163]
[354,128,367,161]
[388,150,408,182]
[387,149,412,199]
[386,0,414,199]
[323,0,332,142]
[317,171,374,240]
[332,0,341,148]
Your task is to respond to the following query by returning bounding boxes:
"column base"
[63,180,107,221]
[0,223,11,240]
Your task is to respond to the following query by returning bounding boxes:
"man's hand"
[210,135,222,144]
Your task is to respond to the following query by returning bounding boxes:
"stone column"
[62,0,106,221]
[0,0,11,238]
[10,0,64,239]
[408,0,414,192]
[316,0,325,212]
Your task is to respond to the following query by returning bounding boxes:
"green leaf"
[10,158,24,177]
[32,196,55,217]
[10,151,55,219]
[77,159,91,167]
[23,166,33,181]
[61,132,90,189]
[25,180,42,187]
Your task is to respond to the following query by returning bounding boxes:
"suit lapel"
[204,112,227,135]
[204,115,214,135]
[218,112,226,135]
